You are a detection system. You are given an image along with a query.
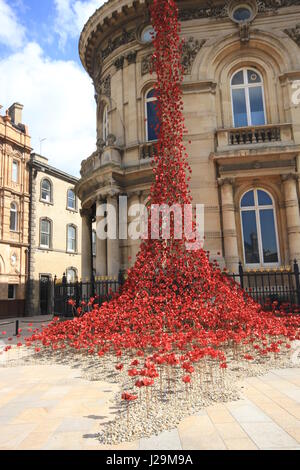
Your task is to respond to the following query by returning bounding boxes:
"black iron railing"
[226,260,300,311]
[52,261,300,317]
[53,274,124,317]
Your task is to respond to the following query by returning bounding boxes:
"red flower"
[115,363,124,371]
[121,392,138,401]
[182,375,191,384]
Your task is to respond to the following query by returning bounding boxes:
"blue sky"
[0,0,106,175]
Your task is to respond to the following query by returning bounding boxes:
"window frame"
[40,218,52,249]
[145,88,159,142]
[92,229,96,257]
[67,224,77,253]
[67,188,76,211]
[40,178,52,204]
[8,284,17,300]
[10,202,18,232]
[66,267,77,283]
[240,188,280,269]
[12,160,19,184]
[230,68,267,128]
[102,104,109,143]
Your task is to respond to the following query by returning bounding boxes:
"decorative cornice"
[79,0,300,77]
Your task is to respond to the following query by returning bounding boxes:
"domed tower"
[77,0,300,281]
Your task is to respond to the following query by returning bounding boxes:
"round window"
[141,25,156,43]
[233,6,252,22]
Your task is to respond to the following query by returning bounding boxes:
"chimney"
[8,103,23,126]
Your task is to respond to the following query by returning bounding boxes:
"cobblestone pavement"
[0,362,300,450]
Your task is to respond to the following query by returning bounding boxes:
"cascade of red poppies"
[23,0,300,386]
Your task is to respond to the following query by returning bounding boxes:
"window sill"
[66,207,78,213]
[40,199,54,206]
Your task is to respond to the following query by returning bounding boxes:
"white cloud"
[54,0,105,49]
[0,0,26,48]
[0,42,96,176]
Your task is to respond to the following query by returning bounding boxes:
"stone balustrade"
[139,141,158,160]
[216,124,294,150]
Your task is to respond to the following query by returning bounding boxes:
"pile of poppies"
[20,0,300,409]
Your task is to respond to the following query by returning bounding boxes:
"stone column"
[282,174,300,263]
[219,178,239,272]
[81,208,92,281]
[107,193,120,278]
[96,197,107,276]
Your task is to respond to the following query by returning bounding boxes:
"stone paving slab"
[0,363,300,450]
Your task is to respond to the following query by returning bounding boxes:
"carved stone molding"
[141,37,205,76]
[218,177,235,187]
[94,74,111,98]
[182,38,206,74]
[281,173,299,182]
[100,28,136,62]
[284,24,300,47]
[114,56,125,70]
[141,53,154,76]
[126,51,138,65]
[239,22,250,44]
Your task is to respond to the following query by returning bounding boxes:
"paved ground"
[0,361,300,450]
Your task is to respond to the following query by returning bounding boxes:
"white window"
[231,68,266,128]
[67,189,76,210]
[12,161,19,183]
[240,189,280,267]
[8,284,16,300]
[66,268,77,283]
[145,89,160,142]
[103,105,109,142]
[92,230,96,256]
[41,179,52,203]
[40,219,51,248]
[10,202,18,231]
[67,225,76,252]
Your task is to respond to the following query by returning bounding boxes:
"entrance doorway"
[39,275,51,315]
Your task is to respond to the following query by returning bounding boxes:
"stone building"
[26,154,82,315]
[76,0,300,280]
[0,103,31,318]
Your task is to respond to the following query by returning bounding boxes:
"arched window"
[41,179,52,203]
[67,189,76,210]
[40,218,51,249]
[103,105,109,142]
[92,230,96,257]
[10,202,18,231]
[145,88,160,142]
[67,224,77,253]
[240,189,279,267]
[231,68,266,128]
[66,267,77,283]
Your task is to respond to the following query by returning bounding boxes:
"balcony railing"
[140,141,158,160]
[216,124,294,150]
